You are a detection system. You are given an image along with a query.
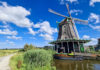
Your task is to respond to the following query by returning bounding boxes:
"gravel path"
[0,54,15,70]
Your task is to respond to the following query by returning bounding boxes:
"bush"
[17,60,22,69]
[24,49,55,70]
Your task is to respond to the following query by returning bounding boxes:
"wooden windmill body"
[58,18,79,40]
[49,4,90,53]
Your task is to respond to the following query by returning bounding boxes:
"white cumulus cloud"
[82,35,98,46]
[67,0,78,3]
[40,33,53,41]
[7,35,22,40]
[0,25,9,28]
[70,9,83,16]
[34,21,57,41]
[88,13,100,31]
[6,40,15,45]
[34,21,57,35]
[28,28,36,35]
[85,38,98,46]
[90,0,100,6]
[82,35,90,39]
[0,2,33,28]
[89,24,100,31]
[0,1,36,38]
[0,28,17,35]
[88,13,100,24]
[59,0,78,5]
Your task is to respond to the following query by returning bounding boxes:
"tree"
[24,44,29,51]
[24,44,36,51]
[44,46,53,50]
[29,44,33,50]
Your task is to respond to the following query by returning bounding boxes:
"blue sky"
[0,0,100,49]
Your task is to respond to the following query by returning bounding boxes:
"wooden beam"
[67,42,69,53]
[78,42,81,53]
[72,41,75,54]
[56,43,58,53]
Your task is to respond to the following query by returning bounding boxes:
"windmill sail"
[66,4,79,39]
[48,4,88,40]
[48,9,67,18]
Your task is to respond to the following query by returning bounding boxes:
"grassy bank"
[10,52,25,70]
[0,49,18,57]
[10,49,56,70]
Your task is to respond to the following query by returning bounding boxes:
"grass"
[10,49,56,70]
[0,49,19,57]
[10,52,25,70]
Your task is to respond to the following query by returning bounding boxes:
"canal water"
[54,60,100,70]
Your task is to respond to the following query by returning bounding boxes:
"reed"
[10,49,56,70]
[24,49,55,70]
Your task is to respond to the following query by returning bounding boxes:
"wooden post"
[55,43,57,52]
[53,44,55,50]
[78,41,81,53]
[67,42,69,53]
[83,41,84,53]
[64,46,65,53]
[72,41,75,54]
[56,43,58,53]
[61,42,63,47]
[54,44,56,51]
[61,42,65,53]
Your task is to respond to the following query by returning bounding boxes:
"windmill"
[48,4,88,40]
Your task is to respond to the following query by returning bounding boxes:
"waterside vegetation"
[10,44,56,70]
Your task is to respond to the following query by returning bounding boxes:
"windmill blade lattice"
[48,9,67,18]
[73,18,88,25]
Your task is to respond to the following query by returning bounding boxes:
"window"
[64,25,66,28]
[65,37,67,40]
[64,31,66,34]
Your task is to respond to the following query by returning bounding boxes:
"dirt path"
[0,54,15,70]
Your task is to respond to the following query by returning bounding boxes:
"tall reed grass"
[10,49,56,70]
[24,49,56,70]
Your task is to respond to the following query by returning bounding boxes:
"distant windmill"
[48,4,88,40]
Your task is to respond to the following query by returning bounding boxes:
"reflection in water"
[94,64,100,70]
[54,60,100,70]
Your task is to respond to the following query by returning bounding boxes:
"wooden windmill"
[48,4,88,40]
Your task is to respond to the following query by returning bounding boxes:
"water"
[54,60,100,70]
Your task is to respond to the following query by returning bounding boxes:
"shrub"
[17,60,22,69]
[24,49,54,70]
[10,53,25,70]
